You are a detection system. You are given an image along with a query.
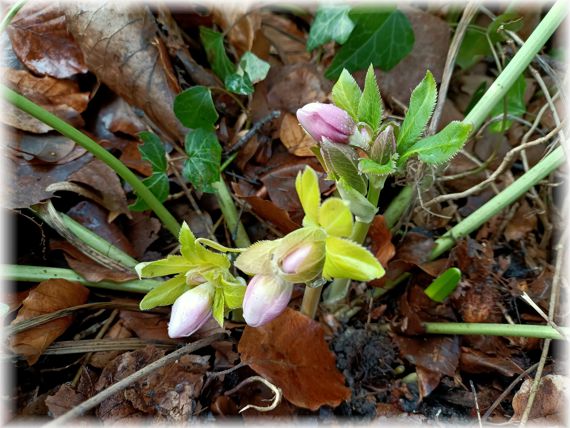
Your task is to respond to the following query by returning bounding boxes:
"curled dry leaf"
[10,279,90,365]
[211,7,262,56]
[279,113,316,157]
[238,308,351,411]
[10,131,78,163]
[7,2,87,78]
[64,3,186,143]
[2,67,90,133]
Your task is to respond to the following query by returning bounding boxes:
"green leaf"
[307,4,355,51]
[489,74,526,133]
[357,65,382,133]
[320,139,367,195]
[239,51,270,83]
[358,158,396,176]
[323,236,384,281]
[183,128,222,193]
[212,288,225,327]
[488,13,523,44]
[295,166,321,226]
[129,173,169,212]
[396,70,437,154]
[424,267,461,302]
[325,9,414,79]
[336,178,377,223]
[174,86,218,129]
[199,27,236,80]
[138,131,167,173]
[224,72,254,95]
[223,283,246,309]
[179,222,197,261]
[135,255,193,278]
[234,240,279,275]
[456,28,490,70]
[400,121,472,165]
[139,275,188,310]
[331,69,362,120]
[319,197,353,238]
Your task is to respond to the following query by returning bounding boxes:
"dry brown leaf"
[7,2,87,78]
[64,3,186,143]
[211,7,262,56]
[2,67,90,133]
[10,132,77,163]
[45,384,85,418]
[90,320,134,369]
[511,375,569,422]
[505,200,537,241]
[238,308,351,411]
[119,310,171,341]
[10,279,90,365]
[279,113,316,157]
[261,13,310,64]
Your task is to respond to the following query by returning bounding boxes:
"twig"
[225,375,282,413]
[227,111,281,155]
[207,361,246,378]
[520,292,565,338]
[470,380,483,428]
[37,338,177,355]
[44,334,224,426]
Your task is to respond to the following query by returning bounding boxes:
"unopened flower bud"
[168,283,213,338]
[243,274,293,327]
[296,102,355,144]
[279,242,325,283]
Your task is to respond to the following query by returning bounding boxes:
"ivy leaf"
[325,9,414,80]
[306,4,355,51]
[224,72,254,95]
[174,86,218,129]
[396,70,437,154]
[488,74,526,133]
[129,172,169,212]
[138,131,167,173]
[320,139,367,195]
[239,51,270,84]
[199,27,236,80]
[400,121,472,165]
[139,275,188,310]
[357,65,382,133]
[182,128,222,193]
[331,69,361,120]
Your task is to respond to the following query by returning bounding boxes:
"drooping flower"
[296,102,355,144]
[242,274,293,327]
[168,282,214,338]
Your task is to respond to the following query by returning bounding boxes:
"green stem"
[464,0,567,130]
[0,0,26,32]
[383,185,414,230]
[2,264,158,294]
[1,85,181,237]
[324,180,384,304]
[211,179,251,248]
[300,286,323,318]
[423,322,566,340]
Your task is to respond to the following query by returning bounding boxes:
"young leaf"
[320,139,367,195]
[306,4,355,51]
[135,255,193,278]
[488,74,526,133]
[239,51,270,84]
[129,172,169,212]
[358,158,396,176]
[318,198,353,238]
[212,288,225,327]
[138,131,167,173]
[183,128,222,193]
[139,275,188,310]
[199,27,236,80]
[336,178,377,223]
[224,72,254,95]
[179,222,197,261]
[322,235,384,281]
[456,28,491,70]
[325,9,414,80]
[331,69,362,120]
[400,121,472,165]
[396,70,437,154]
[295,166,321,226]
[357,65,382,133]
[223,283,246,309]
[234,240,280,275]
[424,267,461,302]
[174,86,218,129]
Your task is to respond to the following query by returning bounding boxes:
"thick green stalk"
[2,264,158,294]
[300,286,322,318]
[2,85,181,237]
[423,322,566,340]
[211,179,250,248]
[383,185,414,229]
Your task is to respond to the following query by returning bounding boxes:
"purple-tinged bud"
[243,274,293,327]
[296,102,355,144]
[168,283,213,338]
[278,241,325,283]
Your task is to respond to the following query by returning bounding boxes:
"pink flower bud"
[243,274,293,327]
[278,241,325,283]
[296,102,355,144]
[168,283,213,338]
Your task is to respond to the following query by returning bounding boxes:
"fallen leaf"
[10,131,77,163]
[64,3,187,142]
[459,347,523,377]
[45,385,85,418]
[511,375,569,421]
[126,213,161,260]
[261,13,310,64]
[10,279,90,365]
[89,320,133,369]
[279,113,316,156]
[119,310,171,342]
[211,7,262,56]
[2,67,90,133]
[69,159,130,222]
[7,2,87,78]
[505,200,537,241]
[369,215,396,267]
[238,308,351,411]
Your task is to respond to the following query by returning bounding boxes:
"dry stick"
[39,338,177,356]
[227,111,281,155]
[44,334,224,427]
[424,124,564,207]
[470,380,483,428]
